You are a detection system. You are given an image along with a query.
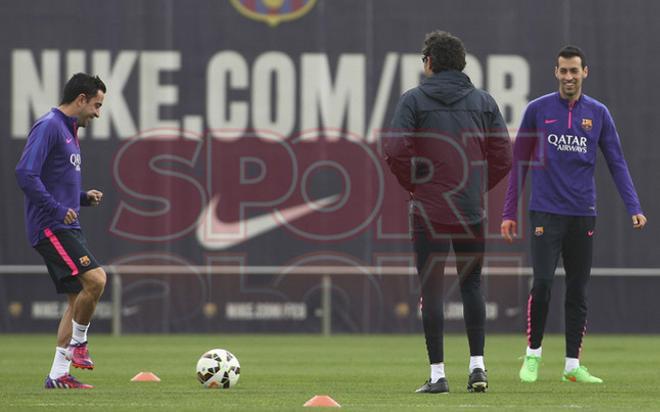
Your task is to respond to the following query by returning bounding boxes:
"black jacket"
[384,70,512,226]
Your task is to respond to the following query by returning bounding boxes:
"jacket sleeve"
[384,92,416,193]
[80,191,92,206]
[502,104,538,221]
[485,100,513,191]
[598,108,643,215]
[15,124,68,221]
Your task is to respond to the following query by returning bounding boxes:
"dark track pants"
[413,215,486,364]
[527,211,595,359]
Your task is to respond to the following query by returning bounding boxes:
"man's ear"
[76,93,87,106]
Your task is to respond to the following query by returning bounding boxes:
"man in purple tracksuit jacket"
[16,73,107,389]
[501,46,647,384]
[385,31,512,394]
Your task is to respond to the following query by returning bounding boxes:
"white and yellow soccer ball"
[196,348,241,389]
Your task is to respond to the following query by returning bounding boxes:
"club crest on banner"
[230,0,317,27]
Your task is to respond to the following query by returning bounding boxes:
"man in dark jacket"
[384,31,512,394]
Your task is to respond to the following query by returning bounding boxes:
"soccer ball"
[196,348,241,389]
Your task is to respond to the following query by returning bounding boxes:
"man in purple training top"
[501,46,647,384]
[16,73,107,389]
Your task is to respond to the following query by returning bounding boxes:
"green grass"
[1,334,659,411]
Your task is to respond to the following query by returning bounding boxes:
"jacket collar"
[51,108,78,135]
[556,92,584,108]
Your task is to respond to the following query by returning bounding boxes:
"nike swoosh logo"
[544,119,558,124]
[66,138,73,144]
[196,194,340,250]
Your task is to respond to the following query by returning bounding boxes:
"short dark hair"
[60,73,106,105]
[422,31,466,73]
[557,45,587,68]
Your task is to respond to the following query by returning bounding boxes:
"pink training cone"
[130,372,161,382]
[303,395,341,408]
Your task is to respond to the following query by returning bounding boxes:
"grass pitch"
[1,334,659,411]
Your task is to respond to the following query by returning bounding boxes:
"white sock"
[565,357,580,373]
[430,362,445,383]
[70,320,89,345]
[469,356,485,372]
[49,347,71,379]
[526,346,542,357]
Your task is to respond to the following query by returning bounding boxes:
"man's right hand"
[64,208,78,224]
[632,214,647,229]
[501,219,517,243]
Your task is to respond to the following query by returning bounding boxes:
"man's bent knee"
[78,267,107,298]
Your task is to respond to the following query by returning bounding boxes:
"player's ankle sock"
[526,346,542,357]
[70,320,89,345]
[564,357,580,373]
[469,356,485,372]
[49,347,71,379]
[430,362,445,383]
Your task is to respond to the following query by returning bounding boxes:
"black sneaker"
[467,368,488,392]
[415,378,449,393]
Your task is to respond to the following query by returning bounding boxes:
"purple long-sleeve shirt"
[502,92,642,220]
[15,108,90,246]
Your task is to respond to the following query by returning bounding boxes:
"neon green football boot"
[519,355,541,383]
[562,366,603,383]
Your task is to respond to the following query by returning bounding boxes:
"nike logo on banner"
[196,194,340,250]
[544,119,558,124]
[587,230,594,237]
